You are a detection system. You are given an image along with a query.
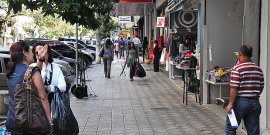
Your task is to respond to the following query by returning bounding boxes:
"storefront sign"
[119,0,153,3]
[126,23,134,28]
[174,11,198,28]
[157,17,165,27]
[123,30,131,34]
[119,16,131,22]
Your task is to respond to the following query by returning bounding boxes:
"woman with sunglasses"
[6,41,51,135]
[31,42,66,105]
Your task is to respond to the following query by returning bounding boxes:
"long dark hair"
[128,42,136,50]
[6,41,30,78]
[105,39,111,49]
[32,42,54,63]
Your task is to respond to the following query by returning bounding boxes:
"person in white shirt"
[132,35,141,52]
[30,42,66,105]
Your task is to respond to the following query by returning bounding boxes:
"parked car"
[49,42,91,69]
[59,41,96,61]
[0,53,72,90]
[51,49,76,71]
[0,53,10,90]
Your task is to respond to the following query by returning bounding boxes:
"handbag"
[51,86,79,135]
[14,67,52,135]
[99,47,104,57]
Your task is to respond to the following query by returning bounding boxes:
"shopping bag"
[136,63,146,78]
[51,86,79,135]
[134,63,139,77]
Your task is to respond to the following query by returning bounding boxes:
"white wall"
[203,0,244,103]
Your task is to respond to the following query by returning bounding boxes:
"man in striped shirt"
[226,45,264,135]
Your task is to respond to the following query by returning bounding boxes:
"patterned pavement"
[70,57,246,135]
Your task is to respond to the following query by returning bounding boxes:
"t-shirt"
[132,37,141,44]
[230,59,264,98]
[125,40,131,46]
[119,40,125,49]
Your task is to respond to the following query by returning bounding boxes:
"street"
[70,57,246,135]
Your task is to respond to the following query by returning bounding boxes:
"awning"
[112,3,146,16]
[166,0,198,12]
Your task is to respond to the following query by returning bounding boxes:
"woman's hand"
[38,45,48,60]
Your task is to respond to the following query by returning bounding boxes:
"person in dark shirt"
[119,37,126,59]
[153,40,160,72]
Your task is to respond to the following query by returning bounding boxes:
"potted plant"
[144,45,152,64]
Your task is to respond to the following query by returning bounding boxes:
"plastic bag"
[134,64,139,77]
[51,86,79,135]
[136,63,146,78]
[0,128,10,135]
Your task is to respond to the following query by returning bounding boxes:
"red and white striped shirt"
[230,59,264,98]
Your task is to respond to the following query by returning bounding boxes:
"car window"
[92,41,96,45]
[4,58,9,70]
[61,45,71,51]
[53,52,60,58]
[78,44,85,49]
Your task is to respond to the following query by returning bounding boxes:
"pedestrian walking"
[31,42,66,105]
[6,41,52,135]
[132,35,141,52]
[119,37,125,59]
[226,45,264,135]
[153,40,160,72]
[125,37,131,51]
[101,39,114,78]
[115,40,119,58]
[142,37,149,62]
[125,42,139,81]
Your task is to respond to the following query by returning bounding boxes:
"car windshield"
[92,41,96,45]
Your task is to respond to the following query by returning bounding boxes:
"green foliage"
[145,45,151,59]
[100,15,118,39]
[7,0,120,30]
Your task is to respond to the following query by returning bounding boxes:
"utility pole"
[95,13,101,64]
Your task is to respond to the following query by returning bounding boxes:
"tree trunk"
[95,13,101,64]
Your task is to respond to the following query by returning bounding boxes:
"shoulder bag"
[99,46,104,57]
[14,67,52,135]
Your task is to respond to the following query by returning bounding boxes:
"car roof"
[0,53,10,58]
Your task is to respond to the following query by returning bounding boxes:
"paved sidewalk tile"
[70,58,246,135]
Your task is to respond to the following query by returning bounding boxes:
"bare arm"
[32,71,51,122]
[125,52,129,63]
[226,88,238,114]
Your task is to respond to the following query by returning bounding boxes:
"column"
[243,0,260,64]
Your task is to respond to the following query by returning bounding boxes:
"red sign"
[157,17,165,27]
[119,0,153,3]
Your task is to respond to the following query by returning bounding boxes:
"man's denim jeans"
[120,49,124,58]
[225,97,261,135]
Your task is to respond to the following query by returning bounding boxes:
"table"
[205,80,230,108]
[169,61,181,79]
[176,66,201,106]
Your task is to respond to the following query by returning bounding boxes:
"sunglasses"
[35,51,38,55]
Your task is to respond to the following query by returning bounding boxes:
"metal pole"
[76,23,78,87]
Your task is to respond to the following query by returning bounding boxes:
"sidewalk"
[70,57,246,135]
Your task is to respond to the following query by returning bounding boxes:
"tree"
[7,0,120,30]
